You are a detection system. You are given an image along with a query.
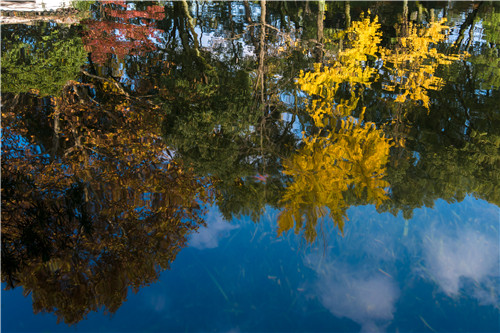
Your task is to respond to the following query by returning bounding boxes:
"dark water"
[1,1,499,332]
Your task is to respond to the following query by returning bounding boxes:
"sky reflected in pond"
[3,197,498,332]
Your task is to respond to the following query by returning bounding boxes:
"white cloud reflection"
[189,207,239,250]
[306,257,399,332]
[423,227,500,306]
[302,201,499,332]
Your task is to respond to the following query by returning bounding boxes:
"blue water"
[3,196,499,332]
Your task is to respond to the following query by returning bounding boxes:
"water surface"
[1,1,499,332]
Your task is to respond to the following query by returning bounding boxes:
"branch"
[81,70,130,98]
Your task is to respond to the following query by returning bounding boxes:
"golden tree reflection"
[278,116,392,243]
[383,18,468,110]
[295,13,381,126]
[279,11,469,242]
[279,13,393,243]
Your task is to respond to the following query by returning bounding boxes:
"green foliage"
[380,130,500,219]
[481,7,500,45]
[71,0,93,13]
[162,60,257,179]
[469,46,500,90]
[1,23,87,96]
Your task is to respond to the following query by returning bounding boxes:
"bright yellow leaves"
[281,13,467,242]
[278,117,392,242]
[383,19,468,109]
[279,12,398,242]
[296,13,381,102]
[295,13,381,128]
[297,14,467,114]
[342,12,382,62]
[280,13,393,242]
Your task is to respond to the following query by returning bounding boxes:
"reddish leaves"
[82,2,165,64]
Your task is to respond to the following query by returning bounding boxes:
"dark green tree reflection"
[156,0,302,221]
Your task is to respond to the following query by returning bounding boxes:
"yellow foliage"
[341,11,382,63]
[278,117,392,242]
[297,15,467,114]
[281,13,395,242]
[282,14,467,242]
[296,13,382,122]
[294,11,383,142]
[382,19,468,109]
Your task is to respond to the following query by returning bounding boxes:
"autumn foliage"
[1,79,209,324]
[82,1,165,64]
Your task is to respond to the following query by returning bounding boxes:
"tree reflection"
[82,1,166,65]
[1,23,87,96]
[382,17,467,110]
[277,13,392,242]
[157,0,302,222]
[1,79,209,323]
[377,3,500,218]
[278,9,477,242]
[279,116,392,242]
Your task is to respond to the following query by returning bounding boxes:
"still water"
[1,1,499,332]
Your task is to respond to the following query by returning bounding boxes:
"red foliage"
[83,2,165,64]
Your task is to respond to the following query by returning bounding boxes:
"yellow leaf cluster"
[281,13,468,242]
[280,13,396,242]
[278,117,392,242]
[383,19,468,109]
[341,11,382,63]
[295,13,381,127]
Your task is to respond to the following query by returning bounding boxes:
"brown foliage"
[1,81,210,324]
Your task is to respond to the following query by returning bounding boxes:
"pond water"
[1,1,499,332]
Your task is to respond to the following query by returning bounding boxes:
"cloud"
[189,207,239,250]
[148,294,168,312]
[423,227,500,305]
[307,258,399,332]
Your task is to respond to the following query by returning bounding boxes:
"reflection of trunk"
[174,7,189,52]
[466,20,475,50]
[454,2,482,48]
[257,0,267,170]
[315,0,325,62]
[402,0,408,21]
[51,106,60,160]
[345,1,351,28]
[256,0,266,106]
[227,1,238,63]
[174,0,200,57]
[244,0,258,50]
[401,0,409,37]
[172,0,211,82]
[100,2,105,19]
[180,0,200,57]
[243,0,252,23]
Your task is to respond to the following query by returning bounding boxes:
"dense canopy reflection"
[1,1,499,330]
[1,79,209,324]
